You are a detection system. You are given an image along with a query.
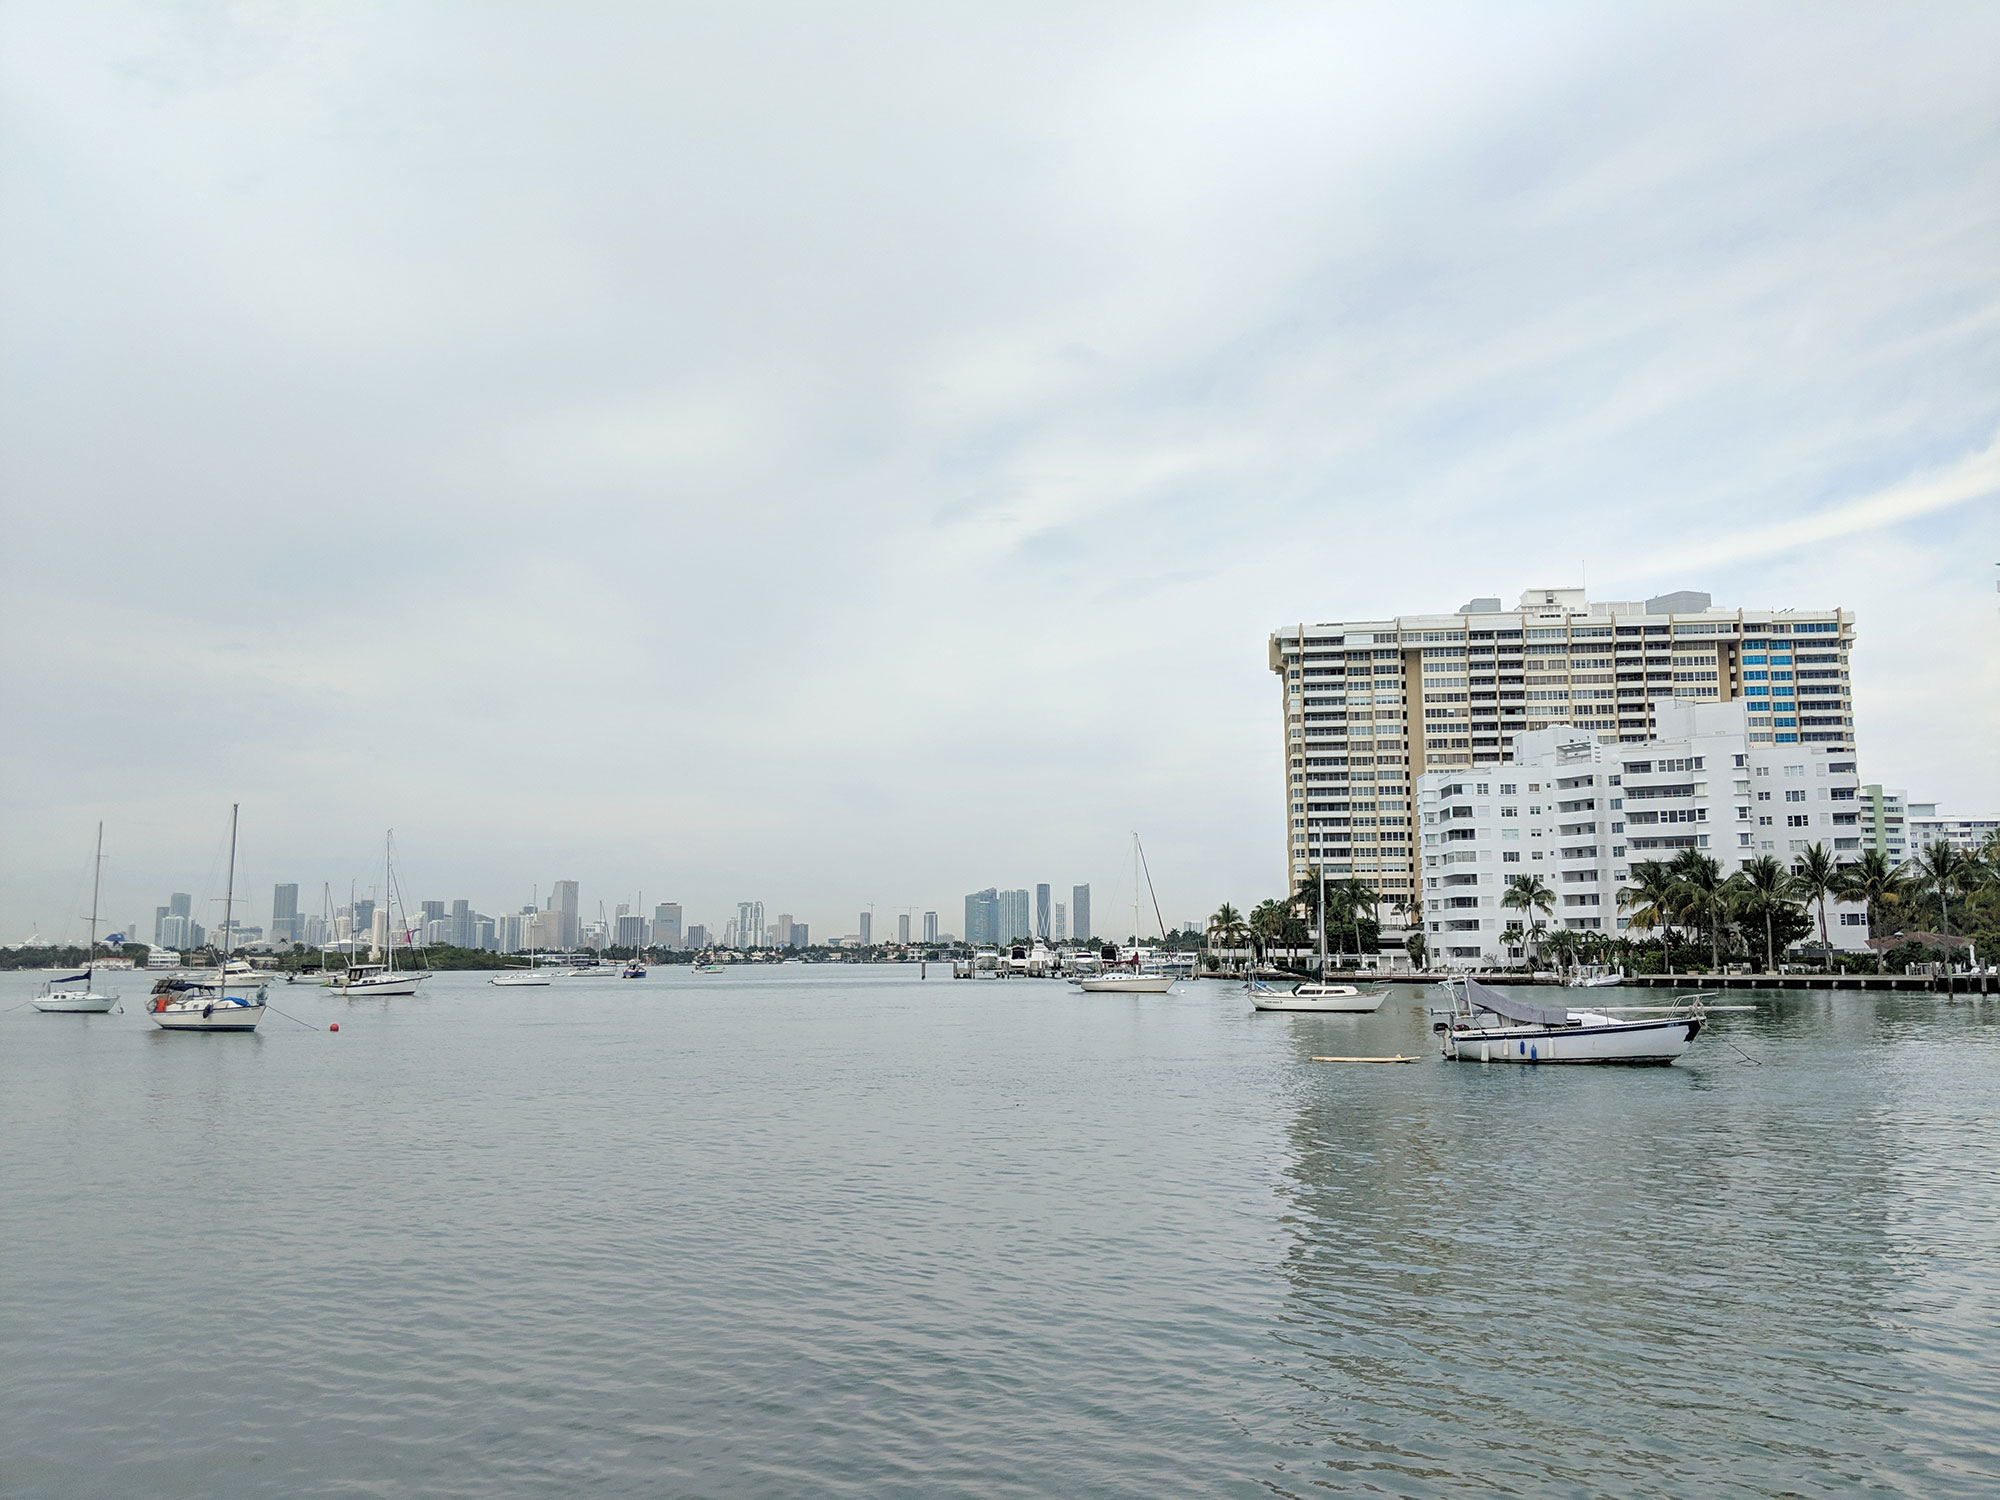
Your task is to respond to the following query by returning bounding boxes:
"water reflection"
[1263,986,1998,1497]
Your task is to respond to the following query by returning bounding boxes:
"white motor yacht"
[1077,971,1175,993]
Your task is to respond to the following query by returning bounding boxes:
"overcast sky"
[3,2,1996,944]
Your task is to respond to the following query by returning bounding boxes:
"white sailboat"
[1077,835,1177,994]
[1250,861,1387,1012]
[149,805,266,1032]
[336,831,431,997]
[1433,977,1715,1065]
[32,823,120,1013]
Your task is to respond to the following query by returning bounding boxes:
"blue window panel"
[1771,658,1793,667]
[1775,687,1794,697]
[1743,654,1767,664]
[1744,670,1767,681]
[1745,686,1769,697]
[1776,732,1799,742]
[1772,670,1793,680]
[1774,717,1797,728]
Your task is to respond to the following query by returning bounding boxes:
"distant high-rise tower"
[653,903,683,949]
[922,911,938,943]
[998,889,1032,944]
[897,912,910,944]
[271,884,299,943]
[549,881,580,949]
[736,901,764,949]
[964,889,998,946]
[1036,884,1051,940]
[859,910,872,945]
[1054,901,1068,941]
[1072,884,1091,942]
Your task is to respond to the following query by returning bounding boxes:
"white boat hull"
[32,990,118,1014]
[1253,989,1386,1014]
[336,975,429,997]
[151,999,265,1032]
[1443,1015,1699,1065]
[1077,974,1175,993]
[489,973,551,987]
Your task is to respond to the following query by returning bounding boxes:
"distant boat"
[32,822,118,1014]
[1250,981,1385,1013]
[150,806,265,1033]
[691,960,726,974]
[1567,966,1624,988]
[1077,972,1175,994]
[335,831,431,998]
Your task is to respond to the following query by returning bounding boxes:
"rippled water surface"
[4,967,1997,1497]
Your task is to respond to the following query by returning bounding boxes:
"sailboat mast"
[384,830,394,975]
[219,804,238,988]
[86,821,103,983]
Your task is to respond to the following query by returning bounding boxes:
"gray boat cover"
[1466,978,1573,1027]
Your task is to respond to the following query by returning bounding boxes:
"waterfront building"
[421,900,447,925]
[1072,884,1091,943]
[1274,587,1857,908]
[1857,786,1911,865]
[613,913,646,948]
[790,922,808,947]
[998,889,1032,944]
[859,910,872,945]
[1905,804,1999,858]
[897,913,910,945]
[686,923,711,949]
[1415,698,1867,968]
[549,881,580,949]
[155,892,193,947]
[1036,884,1051,941]
[736,901,764,950]
[1054,901,1067,941]
[965,889,999,945]
[653,903,683,949]
[922,911,939,943]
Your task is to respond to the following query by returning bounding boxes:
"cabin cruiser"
[1249,981,1386,1013]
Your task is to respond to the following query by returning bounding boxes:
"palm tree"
[1729,855,1797,973]
[1500,874,1555,966]
[1832,849,1906,942]
[1545,927,1583,974]
[1206,903,1248,971]
[1668,849,1729,974]
[1340,879,1381,961]
[1405,931,1429,971]
[1619,860,1679,975]
[1912,841,1970,938]
[1249,900,1288,969]
[1790,843,1842,968]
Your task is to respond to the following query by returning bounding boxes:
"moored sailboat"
[32,823,119,1014]
[150,806,265,1033]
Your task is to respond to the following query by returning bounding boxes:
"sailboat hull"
[1442,1016,1699,1064]
[151,1000,265,1032]
[1077,974,1175,993]
[32,991,118,1014]
[337,975,428,997]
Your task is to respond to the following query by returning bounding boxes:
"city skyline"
[4,6,1997,938]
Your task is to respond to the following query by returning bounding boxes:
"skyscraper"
[897,912,910,944]
[1272,588,1856,900]
[964,889,998,946]
[1071,885,1091,943]
[998,889,1031,944]
[736,901,764,950]
[653,903,683,949]
[550,880,580,949]
[859,910,872,945]
[1054,901,1067,941]
[922,911,939,943]
[271,884,299,943]
[1035,883,1051,940]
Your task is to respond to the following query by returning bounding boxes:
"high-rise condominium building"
[922,911,939,943]
[271,884,299,943]
[549,880,581,949]
[859,911,872,945]
[1273,588,1856,900]
[614,914,647,948]
[897,913,910,944]
[1417,699,1867,967]
[998,889,1032,944]
[964,889,999,946]
[1072,884,1091,943]
[1054,902,1068,941]
[1035,884,1051,940]
[736,901,764,950]
[686,923,711,950]
[653,903,683,949]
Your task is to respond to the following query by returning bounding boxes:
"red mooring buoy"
[329,1023,340,1032]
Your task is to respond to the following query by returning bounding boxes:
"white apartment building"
[1273,587,1856,903]
[1905,805,1998,858]
[1415,699,1869,966]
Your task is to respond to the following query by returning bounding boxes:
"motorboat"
[1433,978,1714,1065]
[621,960,647,978]
[151,806,262,1034]
[1250,981,1385,1013]
[691,962,726,974]
[32,822,118,1014]
[1567,966,1624,988]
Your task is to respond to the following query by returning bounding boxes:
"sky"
[3,2,1996,945]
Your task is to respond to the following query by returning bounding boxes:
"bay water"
[3,966,1996,1497]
